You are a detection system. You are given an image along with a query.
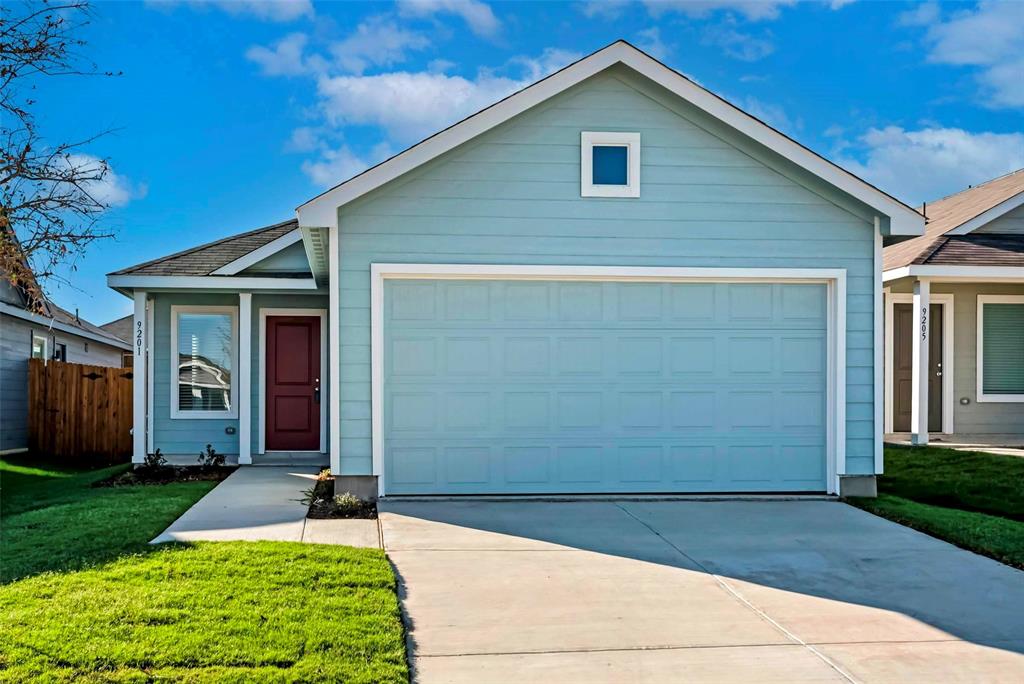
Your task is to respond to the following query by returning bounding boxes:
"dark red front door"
[266,316,321,451]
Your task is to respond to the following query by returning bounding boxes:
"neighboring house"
[0,269,131,455]
[101,314,135,367]
[107,42,924,497]
[883,169,1024,445]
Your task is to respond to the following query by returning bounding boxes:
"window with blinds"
[982,302,1024,395]
[174,309,236,415]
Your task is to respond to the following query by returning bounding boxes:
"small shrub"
[197,444,225,469]
[333,492,364,515]
[141,449,167,470]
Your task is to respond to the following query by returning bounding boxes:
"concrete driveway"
[379,500,1024,683]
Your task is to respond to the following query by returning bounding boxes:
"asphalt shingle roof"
[883,169,1024,270]
[109,219,298,276]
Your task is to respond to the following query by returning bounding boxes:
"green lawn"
[849,445,1024,569]
[0,457,408,682]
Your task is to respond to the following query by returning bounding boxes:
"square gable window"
[581,131,640,198]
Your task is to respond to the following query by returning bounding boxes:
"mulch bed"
[95,466,237,487]
[305,476,377,519]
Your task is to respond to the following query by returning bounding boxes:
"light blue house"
[108,42,924,498]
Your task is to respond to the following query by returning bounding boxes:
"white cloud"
[578,0,630,19]
[285,126,321,153]
[315,71,522,143]
[914,1,1024,108]
[147,0,313,22]
[643,0,798,22]
[837,126,1024,205]
[313,48,580,143]
[245,32,311,76]
[67,154,146,207]
[635,27,671,61]
[397,0,501,38]
[896,1,938,27]
[301,142,394,187]
[703,24,774,61]
[330,16,430,74]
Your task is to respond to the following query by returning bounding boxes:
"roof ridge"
[109,218,296,276]
[924,167,1024,207]
[917,235,951,265]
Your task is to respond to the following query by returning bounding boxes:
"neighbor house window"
[170,305,238,418]
[581,131,641,198]
[53,343,67,362]
[977,295,1024,402]
[31,333,47,361]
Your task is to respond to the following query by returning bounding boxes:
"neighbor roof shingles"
[109,219,298,276]
[883,169,1024,271]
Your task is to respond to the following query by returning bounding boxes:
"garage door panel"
[384,280,828,494]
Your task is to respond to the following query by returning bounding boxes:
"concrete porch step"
[250,452,329,467]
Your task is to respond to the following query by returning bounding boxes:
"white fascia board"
[371,263,846,282]
[0,301,131,350]
[106,275,322,291]
[884,265,1024,282]
[211,229,304,275]
[296,41,923,236]
[946,191,1024,235]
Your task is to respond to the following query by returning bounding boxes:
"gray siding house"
[883,169,1024,445]
[0,277,130,454]
[107,42,925,497]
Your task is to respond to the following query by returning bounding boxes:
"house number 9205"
[920,307,928,341]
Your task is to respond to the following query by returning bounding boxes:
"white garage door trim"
[370,264,848,497]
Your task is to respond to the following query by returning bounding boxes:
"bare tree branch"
[0,0,122,311]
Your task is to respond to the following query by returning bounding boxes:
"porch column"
[238,292,253,464]
[132,290,147,464]
[911,278,930,445]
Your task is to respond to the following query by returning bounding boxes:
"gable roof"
[297,40,923,236]
[883,169,1024,271]
[109,219,298,276]
[101,314,133,343]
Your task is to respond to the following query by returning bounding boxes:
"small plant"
[141,449,167,470]
[333,492,364,515]
[197,444,225,468]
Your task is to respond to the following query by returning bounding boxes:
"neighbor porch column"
[911,278,930,445]
[238,292,253,464]
[132,290,147,464]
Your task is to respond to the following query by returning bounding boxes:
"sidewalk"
[151,467,379,547]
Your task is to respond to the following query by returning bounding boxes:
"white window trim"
[976,294,1024,403]
[31,332,48,363]
[170,304,239,419]
[581,131,641,198]
[370,263,847,498]
[258,307,328,455]
[883,292,955,434]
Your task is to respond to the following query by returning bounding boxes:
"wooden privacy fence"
[28,358,133,462]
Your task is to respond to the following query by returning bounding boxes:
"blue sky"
[36,0,1024,323]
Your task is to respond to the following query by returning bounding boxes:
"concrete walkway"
[380,499,1024,683]
[151,467,379,547]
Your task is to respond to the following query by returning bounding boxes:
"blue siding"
[150,292,330,457]
[336,68,877,477]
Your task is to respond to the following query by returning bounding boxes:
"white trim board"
[369,263,849,498]
[581,131,641,198]
[884,265,1024,283]
[976,294,1024,403]
[0,301,131,351]
[212,229,305,275]
[946,191,1024,235]
[258,308,328,454]
[883,292,955,434]
[169,304,239,420]
[107,275,322,292]
[297,41,922,236]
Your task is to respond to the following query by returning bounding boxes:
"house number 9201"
[136,320,144,355]
[920,307,928,341]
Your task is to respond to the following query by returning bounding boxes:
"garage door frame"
[370,264,848,497]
